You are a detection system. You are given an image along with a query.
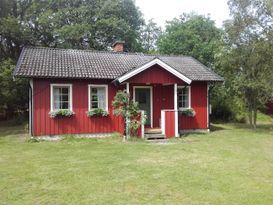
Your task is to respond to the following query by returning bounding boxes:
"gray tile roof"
[14,47,224,82]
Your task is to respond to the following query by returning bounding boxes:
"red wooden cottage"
[14,42,224,138]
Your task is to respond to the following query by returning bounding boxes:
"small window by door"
[177,86,191,109]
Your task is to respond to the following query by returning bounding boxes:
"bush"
[210,85,246,122]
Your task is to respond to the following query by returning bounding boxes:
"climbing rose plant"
[112,90,145,139]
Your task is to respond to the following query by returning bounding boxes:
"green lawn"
[0,117,273,205]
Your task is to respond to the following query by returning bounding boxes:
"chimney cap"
[112,40,125,47]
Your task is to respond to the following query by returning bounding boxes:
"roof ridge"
[23,46,149,57]
[144,53,191,58]
[23,46,194,58]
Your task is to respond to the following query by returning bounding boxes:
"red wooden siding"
[164,110,176,138]
[127,64,186,84]
[33,79,124,136]
[179,82,208,130]
[32,65,209,136]
[153,85,174,127]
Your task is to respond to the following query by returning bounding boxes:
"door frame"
[133,86,153,128]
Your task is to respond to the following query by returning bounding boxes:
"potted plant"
[179,108,196,117]
[49,109,75,118]
[86,108,108,117]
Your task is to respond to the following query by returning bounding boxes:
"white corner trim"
[133,86,153,128]
[141,110,145,138]
[161,110,165,135]
[177,85,191,109]
[29,79,33,136]
[88,84,108,112]
[50,83,73,112]
[174,84,177,110]
[207,83,209,129]
[117,58,192,84]
[174,84,179,137]
[126,82,129,94]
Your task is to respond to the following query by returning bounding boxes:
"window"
[88,85,108,111]
[50,84,72,111]
[177,86,191,109]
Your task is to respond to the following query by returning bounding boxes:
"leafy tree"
[0,0,144,60]
[223,0,273,128]
[157,13,222,67]
[141,19,162,52]
[0,59,28,120]
[0,0,144,120]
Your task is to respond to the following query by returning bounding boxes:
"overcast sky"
[135,0,231,28]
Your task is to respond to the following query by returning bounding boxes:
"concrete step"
[145,134,166,140]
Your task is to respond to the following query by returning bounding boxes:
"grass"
[0,116,273,205]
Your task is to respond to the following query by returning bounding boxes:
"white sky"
[135,0,231,28]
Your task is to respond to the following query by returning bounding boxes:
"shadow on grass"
[210,124,226,132]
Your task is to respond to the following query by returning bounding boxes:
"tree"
[0,59,28,120]
[223,0,273,128]
[157,13,222,67]
[0,0,144,120]
[0,0,145,60]
[141,19,162,53]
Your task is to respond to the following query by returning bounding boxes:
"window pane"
[90,86,106,110]
[61,94,69,101]
[61,102,69,109]
[177,87,189,108]
[97,87,105,94]
[92,102,98,108]
[54,102,60,110]
[54,94,61,102]
[98,100,105,109]
[92,95,98,101]
[52,86,71,110]
[53,88,60,97]
[61,88,69,94]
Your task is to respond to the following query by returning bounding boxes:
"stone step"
[145,134,166,140]
[145,128,162,134]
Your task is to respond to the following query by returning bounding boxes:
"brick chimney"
[112,41,125,52]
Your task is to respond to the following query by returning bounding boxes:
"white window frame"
[50,84,73,112]
[88,84,108,112]
[177,86,191,109]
